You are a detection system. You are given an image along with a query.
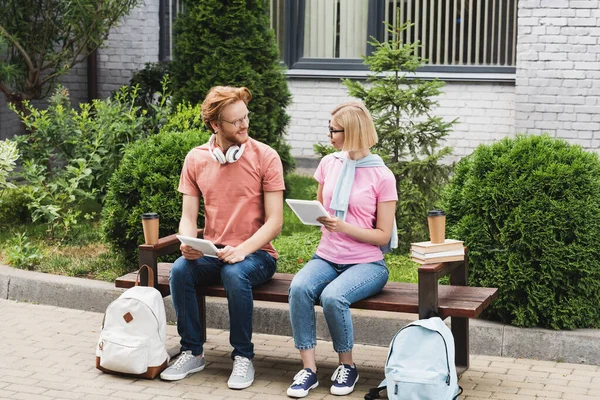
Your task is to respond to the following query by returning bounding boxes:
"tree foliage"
[0,0,140,110]
[343,21,457,250]
[171,0,294,174]
[443,135,600,329]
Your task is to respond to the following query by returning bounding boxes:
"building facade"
[1,0,598,163]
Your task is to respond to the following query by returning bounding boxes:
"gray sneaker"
[160,350,205,381]
[227,355,255,389]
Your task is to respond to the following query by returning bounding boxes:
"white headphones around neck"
[208,134,246,164]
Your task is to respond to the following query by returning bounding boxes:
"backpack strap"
[134,264,155,287]
[453,386,463,399]
[364,380,386,400]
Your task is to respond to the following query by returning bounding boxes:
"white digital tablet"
[176,235,219,257]
[285,199,330,226]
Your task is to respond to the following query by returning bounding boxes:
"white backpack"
[96,266,169,379]
[366,317,462,400]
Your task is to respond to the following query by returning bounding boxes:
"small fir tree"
[171,0,294,174]
[343,20,457,250]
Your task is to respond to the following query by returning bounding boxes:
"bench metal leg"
[451,255,470,371]
[418,269,438,319]
[452,316,469,371]
[195,291,207,345]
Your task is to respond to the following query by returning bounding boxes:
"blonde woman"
[287,103,398,397]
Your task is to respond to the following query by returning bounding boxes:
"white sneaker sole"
[227,378,254,390]
[287,381,319,398]
[160,364,205,381]
[330,374,359,396]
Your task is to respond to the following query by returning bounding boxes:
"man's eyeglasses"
[221,113,250,128]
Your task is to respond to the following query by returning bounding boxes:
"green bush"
[101,127,210,261]
[127,62,172,110]
[0,186,31,225]
[0,139,19,194]
[171,0,294,174]
[442,135,600,329]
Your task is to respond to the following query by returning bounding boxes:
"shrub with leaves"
[442,135,600,329]
[0,186,31,224]
[343,20,456,250]
[127,62,172,111]
[9,86,170,236]
[0,139,19,195]
[101,111,210,261]
[11,86,157,200]
[6,232,43,270]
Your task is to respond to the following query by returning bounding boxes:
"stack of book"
[410,239,464,264]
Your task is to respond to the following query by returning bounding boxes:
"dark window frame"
[283,0,516,74]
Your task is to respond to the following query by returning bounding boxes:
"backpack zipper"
[387,324,452,386]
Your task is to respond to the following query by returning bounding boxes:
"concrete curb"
[2,265,599,366]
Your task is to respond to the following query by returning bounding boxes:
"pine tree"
[343,21,457,249]
[172,0,294,173]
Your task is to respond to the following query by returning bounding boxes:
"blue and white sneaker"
[330,363,359,395]
[287,368,319,398]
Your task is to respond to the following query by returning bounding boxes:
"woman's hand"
[217,245,248,264]
[317,215,347,233]
[180,244,204,260]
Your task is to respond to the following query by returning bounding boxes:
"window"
[272,0,518,73]
[159,0,184,61]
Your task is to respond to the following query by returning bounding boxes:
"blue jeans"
[288,255,389,353]
[169,250,277,359]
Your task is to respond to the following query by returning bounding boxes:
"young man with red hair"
[160,86,284,390]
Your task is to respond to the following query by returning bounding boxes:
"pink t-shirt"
[314,154,398,264]
[178,138,285,259]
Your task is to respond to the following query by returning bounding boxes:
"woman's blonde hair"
[201,86,252,132]
[330,102,378,151]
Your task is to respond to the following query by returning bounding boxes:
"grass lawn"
[0,174,419,283]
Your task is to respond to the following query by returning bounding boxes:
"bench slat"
[116,263,498,319]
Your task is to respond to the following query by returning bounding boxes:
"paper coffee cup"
[141,213,159,245]
[427,210,446,244]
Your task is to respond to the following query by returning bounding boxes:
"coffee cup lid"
[427,209,445,217]
[142,213,159,220]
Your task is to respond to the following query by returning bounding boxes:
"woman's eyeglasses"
[221,113,250,128]
[328,120,344,135]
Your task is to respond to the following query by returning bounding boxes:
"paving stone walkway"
[0,299,599,399]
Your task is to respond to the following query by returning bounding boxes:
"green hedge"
[443,135,600,329]
[101,128,209,261]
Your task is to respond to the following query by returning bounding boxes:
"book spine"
[410,244,464,254]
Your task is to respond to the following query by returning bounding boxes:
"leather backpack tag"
[123,312,134,323]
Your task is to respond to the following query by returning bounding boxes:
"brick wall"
[515,0,600,152]
[96,0,160,98]
[285,78,516,162]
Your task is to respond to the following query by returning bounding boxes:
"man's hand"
[317,215,347,233]
[217,245,248,264]
[181,244,204,260]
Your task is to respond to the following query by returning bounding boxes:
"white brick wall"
[285,78,516,162]
[515,0,600,153]
[96,0,160,97]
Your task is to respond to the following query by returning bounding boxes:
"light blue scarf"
[329,152,398,254]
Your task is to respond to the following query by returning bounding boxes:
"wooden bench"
[116,230,498,375]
